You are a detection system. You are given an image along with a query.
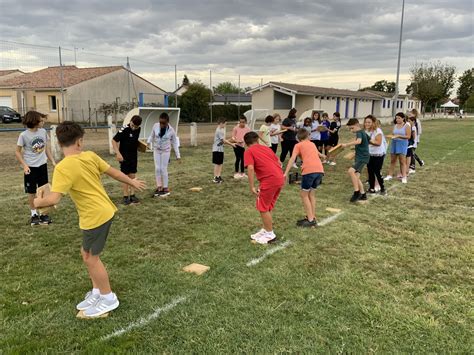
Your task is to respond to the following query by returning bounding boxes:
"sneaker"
[160,189,170,197]
[298,219,317,228]
[329,161,336,166]
[409,169,416,174]
[296,217,308,226]
[379,189,387,196]
[420,160,425,166]
[122,196,131,205]
[384,175,393,181]
[255,231,276,244]
[367,189,376,194]
[292,163,298,169]
[359,193,367,201]
[30,214,41,226]
[76,291,100,311]
[218,176,223,183]
[212,177,220,183]
[39,215,52,225]
[240,173,248,179]
[153,189,163,197]
[83,293,119,317]
[401,177,407,184]
[233,173,241,179]
[250,228,266,240]
[350,192,361,203]
[129,195,140,204]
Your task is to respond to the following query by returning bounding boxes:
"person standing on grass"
[15,111,56,226]
[280,108,298,168]
[410,109,425,167]
[384,112,411,184]
[231,115,251,179]
[269,113,282,154]
[326,112,341,166]
[283,129,325,228]
[310,111,322,150]
[244,131,285,244]
[364,115,387,195]
[34,121,146,318]
[341,118,370,202]
[407,115,418,175]
[212,118,235,184]
[148,112,180,197]
[320,112,331,162]
[111,115,142,205]
[258,115,274,147]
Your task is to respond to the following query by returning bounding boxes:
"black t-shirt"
[281,117,297,141]
[113,124,141,159]
[330,121,340,138]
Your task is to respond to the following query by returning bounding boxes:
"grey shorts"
[352,160,368,174]
[82,217,113,255]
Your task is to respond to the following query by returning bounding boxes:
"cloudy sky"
[1,0,472,93]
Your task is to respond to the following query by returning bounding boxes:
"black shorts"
[82,217,114,256]
[24,163,48,194]
[212,151,224,165]
[313,140,323,148]
[328,136,339,147]
[120,158,138,175]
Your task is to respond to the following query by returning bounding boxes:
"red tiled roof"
[2,66,123,89]
[0,69,24,77]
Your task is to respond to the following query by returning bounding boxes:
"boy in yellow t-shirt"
[34,122,146,317]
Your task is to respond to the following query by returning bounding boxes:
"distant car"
[0,106,22,123]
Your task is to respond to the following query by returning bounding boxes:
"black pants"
[367,155,385,191]
[413,148,423,166]
[407,148,415,170]
[280,140,296,163]
[233,146,245,173]
[271,143,278,154]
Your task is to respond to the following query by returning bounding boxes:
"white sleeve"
[171,129,181,159]
[17,132,24,147]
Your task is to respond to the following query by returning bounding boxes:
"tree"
[457,68,474,105]
[407,61,456,112]
[360,80,396,93]
[179,81,212,122]
[464,93,474,111]
[213,81,243,94]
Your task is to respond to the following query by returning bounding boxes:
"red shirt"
[244,144,284,187]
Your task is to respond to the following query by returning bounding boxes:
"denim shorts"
[391,139,408,155]
[301,173,323,191]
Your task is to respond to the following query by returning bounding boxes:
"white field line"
[101,296,188,341]
[318,211,344,226]
[246,240,292,267]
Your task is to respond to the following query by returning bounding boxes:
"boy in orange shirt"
[284,129,325,227]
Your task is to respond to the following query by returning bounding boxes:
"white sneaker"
[255,231,276,244]
[292,163,298,169]
[83,293,119,317]
[234,173,240,179]
[240,173,248,179]
[329,161,336,166]
[401,177,408,184]
[76,291,100,311]
[384,175,393,181]
[250,228,266,240]
[409,169,416,174]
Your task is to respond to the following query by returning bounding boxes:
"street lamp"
[392,0,405,117]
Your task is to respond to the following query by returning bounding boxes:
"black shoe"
[153,189,163,197]
[129,195,140,204]
[350,191,361,202]
[30,214,41,226]
[298,219,317,228]
[39,215,52,225]
[379,189,387,196]
[367,189,376,194]
[160,189,170,197]
[218,176,223,183]
[359,193,367,201]
[296,217,308,226]
[420,160,425,166]
[122,196,131,205]
[212,177,220,183]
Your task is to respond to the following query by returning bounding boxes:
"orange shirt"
[293,140,324,175]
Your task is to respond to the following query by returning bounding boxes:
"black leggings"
[271,143,278,154]
[367,155,385,191]
[233,146,245,173]
[280,140,296,163]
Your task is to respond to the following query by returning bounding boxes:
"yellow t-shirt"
[259,124,271,147]
[51,151,117,230]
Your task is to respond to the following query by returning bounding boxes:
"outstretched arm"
[342,138,361,148]
[104,166,146,191]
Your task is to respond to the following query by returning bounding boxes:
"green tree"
[360,80,396,93]
[408,61,456,112]
[213,81,243,94]
[464,93,474,111]
[179,81,212,122]
[457,68,474,105]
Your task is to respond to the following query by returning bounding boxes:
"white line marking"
[318,211,344,226]
[101,296,188,341]
[246,240,292,267]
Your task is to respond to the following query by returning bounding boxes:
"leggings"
[367,155,385,190]
[233,146,245,173]
[280,140,296,163]
[407,148,415,170]
[413,149,423,167]
[271,143,278,154]
[154,151,171,188]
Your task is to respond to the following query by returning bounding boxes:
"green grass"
[1,119,473,353]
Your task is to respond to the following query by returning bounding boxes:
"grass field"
[1,119,473,353]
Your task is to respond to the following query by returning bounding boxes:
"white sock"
[92,288,100,295]
[101,292,115,301]
[31,209,38,216]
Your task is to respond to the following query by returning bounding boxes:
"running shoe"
[76,291,100,311]
[83,294,119,317]
[30,214,41,226]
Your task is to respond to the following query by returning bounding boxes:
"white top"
[17,128,48,167]
[269,123,280,144]
[409,125,418,148]
[368,128,386,156]
[310,121,320,141]
[416,120,422,143]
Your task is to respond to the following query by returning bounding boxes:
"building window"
[400,101,403,108]
[387,100,391,109]
[383,99,386,108]
[49,95,57,112]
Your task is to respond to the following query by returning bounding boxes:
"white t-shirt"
[17,128,48,167]
[269,123,280,145]
[310,121,320,141]
[368,128,386,156]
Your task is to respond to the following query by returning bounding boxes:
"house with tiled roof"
[0,66,167,122]
[247,82,420,119]
[0,70,25,109]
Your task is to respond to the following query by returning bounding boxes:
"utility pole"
[126,56,131,107]
[74,47,78,66]
[174,64,178,107]
[58,46,65,122]
[238,74,241,118]
[209,70,213,123]
[392,0,405,116]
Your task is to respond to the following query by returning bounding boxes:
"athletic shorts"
[301,173,323,191]
[212,151,224,165]
[314,140,324,148]
[256,182,283,212]
[352,160,368,174]
[24,163,48,194]
[82,217,114,256]
[120,158,138,175]
[390,139,408,155]
[327,136,339,147]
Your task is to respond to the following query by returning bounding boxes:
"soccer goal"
[123,107,181,139]
[244,109,270,130]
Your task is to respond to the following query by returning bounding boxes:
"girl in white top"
[258,115,273,147]
[364,115,386,194]
[269,113,282,154]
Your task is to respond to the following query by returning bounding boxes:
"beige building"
[0,70,26,110]
[248,82,421,120]
[0,66,167,122]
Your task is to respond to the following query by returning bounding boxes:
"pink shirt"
[232,125,251,147]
